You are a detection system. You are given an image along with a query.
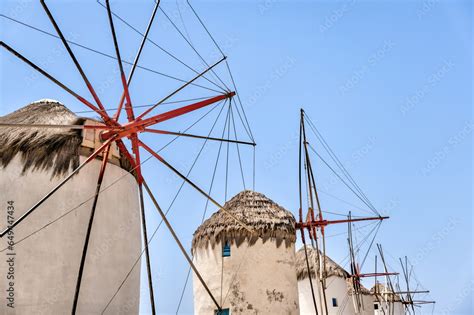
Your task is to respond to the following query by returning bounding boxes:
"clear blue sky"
[1,1,472,314]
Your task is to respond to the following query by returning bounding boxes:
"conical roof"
[0,99,132,177]
[0,100,84,176]
[192,190,296,251]
[295,245,350,280]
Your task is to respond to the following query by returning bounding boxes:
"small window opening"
[215,308,230,315]
[332,298,338,307]
[374,303,379,310]
[222,241,231,257]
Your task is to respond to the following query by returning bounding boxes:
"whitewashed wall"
[374,297,405,315]
[359,293,375,314]
[298,275,356,315]
[193,238,299,314]
[0,155,141,314]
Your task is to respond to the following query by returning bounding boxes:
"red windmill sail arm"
[101,92,234,141]
[115,139,138,170]
[296,215,389,229]
[130,135,142,183]
[137,92,235,128]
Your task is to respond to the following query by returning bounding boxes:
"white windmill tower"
[191,190,300,315]
[0,100,141,314]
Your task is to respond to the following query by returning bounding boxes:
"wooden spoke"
[72,143,112,313]
[142,179,222,312]
[144,128,255,146]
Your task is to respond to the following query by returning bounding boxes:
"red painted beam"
[296,216,389,229]
[134,92,234,130]
[101,92,234,141]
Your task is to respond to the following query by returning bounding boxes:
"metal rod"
[144,128,256,146]
[301,109,328,315]
[0,137,115,238]
[113,0,161,121]
[142,180,222,312]
[101,93,234,142]
[133,93,234,131]
[136,56,227,120]
[394,291,430,295]
[41,0,108,116]
[138,184,156,315]
[95,0,225,95]
[296,216,389,229]
[374,255,387,315]
[105,0,135,123]
[72,143,112,314]
[104,0,143,184]
[378,244,398,315]
[1,41,99,114]
[138,140,253,234]
[298,111,319,315]
[356,272,399,278]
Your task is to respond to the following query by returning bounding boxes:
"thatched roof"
[370,283,402,300]
[192,190,296,251]
[0,99,131,177]
[295,245,350,280]
[0,99,85,177]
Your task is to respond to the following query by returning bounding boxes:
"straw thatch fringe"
[192,190,296,252]
[295,245,350,280]
[0,100,85,177]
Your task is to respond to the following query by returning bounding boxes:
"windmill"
[0,1,256,314]
[296,109,390,315]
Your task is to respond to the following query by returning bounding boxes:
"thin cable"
[175,103,229,314]
[305,115,379,215]
[324,220,381,289]
[73,96,214,114]
[308,143,380,217]
[224,60,255,142]
[305,115,374,210]
[178,0,231,95]
[360,221,382,269]
[230,100,246,189]
[159,6,230,92]
[224,102,231,200]
[95,0,225,93]
[0,102,222,254]
[101,100,227,313]
[252,146,256,191]
[325,221,378,238]
[186,0,224,57]
[317,188,372,214]
[0,14,222,94]
[172,0,225,93]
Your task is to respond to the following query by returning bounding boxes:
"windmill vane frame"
[0,0,256,314]
[0,1,435,315]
